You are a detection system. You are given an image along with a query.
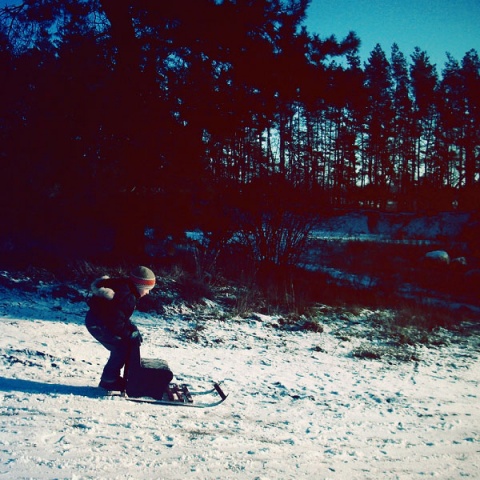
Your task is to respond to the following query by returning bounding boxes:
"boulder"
[423,250,450,267]
[451,256,468,271]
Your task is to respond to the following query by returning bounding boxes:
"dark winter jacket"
[86,276,140,340]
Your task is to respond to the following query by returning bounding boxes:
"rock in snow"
[0,281,479,479]
[423,250,450,267]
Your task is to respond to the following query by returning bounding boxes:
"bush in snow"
[276,313,324,333]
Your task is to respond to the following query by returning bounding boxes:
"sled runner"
[124,382,228,408]
[109,345,228,408]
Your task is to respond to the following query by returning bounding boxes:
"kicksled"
[108,345,228,408]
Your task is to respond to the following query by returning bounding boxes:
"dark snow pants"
[85,311,129,382]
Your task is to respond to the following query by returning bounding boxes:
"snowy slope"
[0,279,479,480]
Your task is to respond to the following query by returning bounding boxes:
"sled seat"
[125,346,174,400]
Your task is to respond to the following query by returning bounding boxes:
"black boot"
[99,376,125,391]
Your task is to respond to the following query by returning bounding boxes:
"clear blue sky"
[304,0,480,69]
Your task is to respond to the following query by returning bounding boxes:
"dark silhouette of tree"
[460,50,480,190]
[390,43,414,208]
[437,51,480,201]
[0,1,115,258]
[409,48,439,196]
[362,44,394,207]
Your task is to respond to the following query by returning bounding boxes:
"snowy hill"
[0,271,479,479]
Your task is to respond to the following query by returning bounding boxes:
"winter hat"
[130,266,156,290]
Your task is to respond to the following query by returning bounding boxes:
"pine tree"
[363,44,394,207]
[390,44,414,209]
[438,50,480,207]
[409,47,439,205]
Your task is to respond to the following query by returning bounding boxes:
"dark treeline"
[0,0,479,259]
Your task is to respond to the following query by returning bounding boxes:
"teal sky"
[304,0,480,69]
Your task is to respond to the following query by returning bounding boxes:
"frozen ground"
[0,275,479,480]
[311,210,473,241]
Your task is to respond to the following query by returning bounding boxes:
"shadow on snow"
[0,376,102,399]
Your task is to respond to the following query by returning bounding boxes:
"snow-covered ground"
[0,275,478,479]
[311,210,473,241]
